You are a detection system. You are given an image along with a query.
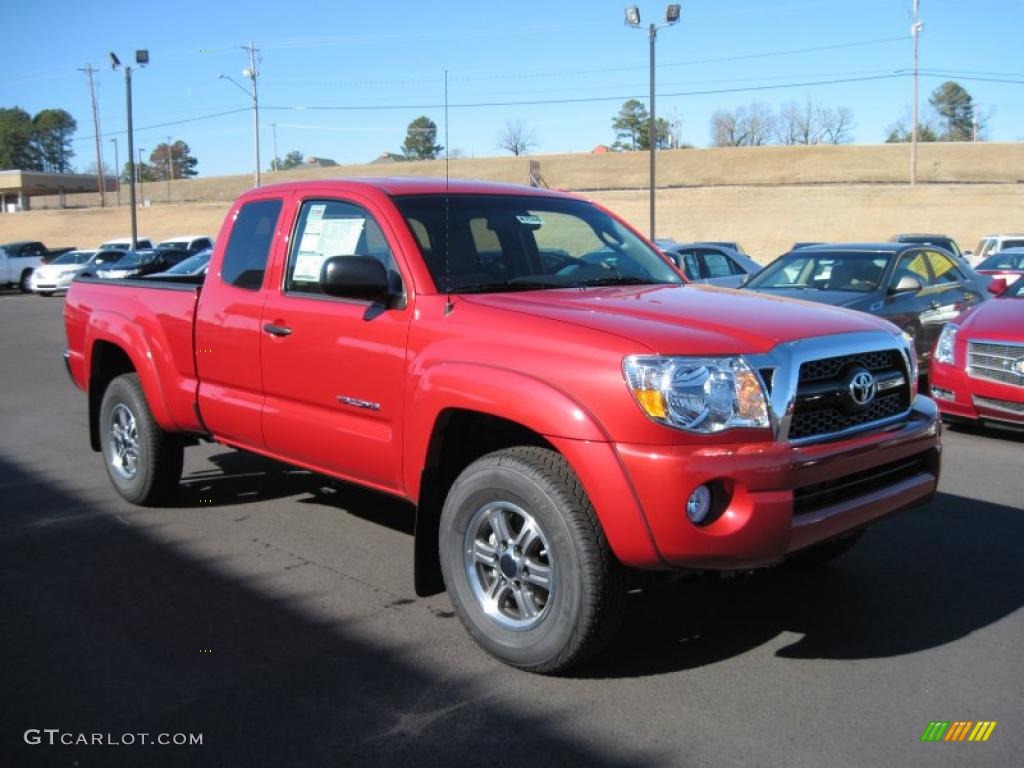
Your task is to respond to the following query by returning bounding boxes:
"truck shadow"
[578,491,1024,678]
[168,450,1021,681]
[0,455,647,768]
[173,449,415,535]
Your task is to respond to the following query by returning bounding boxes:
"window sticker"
[516,214,543,226]
[291,217,367,283]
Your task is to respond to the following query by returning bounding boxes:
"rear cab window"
[220,199,283,290]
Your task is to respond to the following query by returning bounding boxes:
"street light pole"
[166,135,173,202]
[112,50,148,249]
[138,147,145,207]
[220,44,262,189]
[911,0,921,186]
[626,5,680,241]
[110,137,120,206]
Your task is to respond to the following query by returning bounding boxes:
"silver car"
[660,242,761,288]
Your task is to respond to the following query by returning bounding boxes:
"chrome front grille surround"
[968,341,1024,388]
[746,332,916,445]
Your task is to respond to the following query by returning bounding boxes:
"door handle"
[263,323,293,337]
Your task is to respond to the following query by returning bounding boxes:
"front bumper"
[613,397,940,569]
[931,358,1024,427]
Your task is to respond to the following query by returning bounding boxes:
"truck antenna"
[444,67,453,316]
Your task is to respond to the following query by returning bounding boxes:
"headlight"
[623,355,770,433]
[935,324,958,366]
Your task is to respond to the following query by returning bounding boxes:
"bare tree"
[496,118,538,156]
[710,109,744,146]
[742,103,776,146]
[776,99,820,145]
[820,107,855,144]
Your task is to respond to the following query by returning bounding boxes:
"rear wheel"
[440,446,626,674]
[98,373,183,506]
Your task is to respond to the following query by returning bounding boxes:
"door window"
[891,251,932,289]
[925,251,964,285]
[285,199,400,297]
[701,250,738,278]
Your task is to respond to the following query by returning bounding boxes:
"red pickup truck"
[65,178,941,673]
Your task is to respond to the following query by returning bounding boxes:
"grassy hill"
[2,142,1021,262]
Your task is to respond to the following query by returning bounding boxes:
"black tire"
[439,446,626,674]
[786,531,865,568]
[98,373,184,506]
[19,269,33,293]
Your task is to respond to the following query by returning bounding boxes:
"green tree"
[31,108,76,172]
[0,107,41,170]
[122,161,158,183]
[276,150,304,170]
[612,99,648,150]
[637,117,671,150]
[929,81,977,141]
[149,140,198,180]
[402,116,443,160]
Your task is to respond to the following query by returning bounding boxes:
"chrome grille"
[788,349,911,441]
[972,395,1024,415]
[968,341,1024,387]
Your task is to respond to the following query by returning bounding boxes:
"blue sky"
[2,0,1021,177]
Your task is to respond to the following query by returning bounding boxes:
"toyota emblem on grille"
[848,369,877,406]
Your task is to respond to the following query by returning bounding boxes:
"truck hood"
[462,284,898,355]
[745,287,871,308]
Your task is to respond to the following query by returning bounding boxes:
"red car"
[975,247,1024,287]
[931,276,1024,428]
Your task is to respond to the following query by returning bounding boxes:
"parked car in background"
[659,242,760,287]
[98,237,154,251]
[930,276,1024,429]
[744,243,988,372]
[969,234,1024,267]
[92,248,192,279]
[29,250,96,295]
[155,235,214,253]
[890,234,965,262]
[701,240,747,254]
[974,247,1024,286]
[1,241,76,292]
[792,242,823,250]
[148,248,211,278]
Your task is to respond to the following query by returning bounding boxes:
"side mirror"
[890,274,923,294]
[987,276,1008,296]
[738,274,751,287]
[320,256,390,303]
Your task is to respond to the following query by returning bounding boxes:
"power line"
[71,107,251,143]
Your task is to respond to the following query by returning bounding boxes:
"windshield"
[748,251,889,292]
[900,237,960,257]
[978,251,1024,270]
[158,240,188,249]
[999,239,1024,251]
[165,251,211,274]
[51,251,92,265]
[91,250,130,265]
[106,252,143,267]
[392,194,682,293]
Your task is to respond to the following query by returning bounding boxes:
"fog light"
[931,386,955,402]
[686,485,712,524]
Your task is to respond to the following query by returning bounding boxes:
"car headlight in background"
[935,324,958,366]
[623,355,769,433]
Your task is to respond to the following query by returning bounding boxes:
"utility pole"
[79,64,106,207]
[243,41,261,187]
[110,137,120,206]
[271,123,279,171]
[911,0,922,186]
[648,21,657,239]
[166,135,173,202]
[138,147,145,207]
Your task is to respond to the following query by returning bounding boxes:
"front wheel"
[440,446,626,674]
[19,270,33,293]
[98,373,183,506]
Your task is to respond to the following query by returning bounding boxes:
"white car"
[30,250,96,296]
[156,234,214,253]
[98,236,153,250]
[969,234,1024,267]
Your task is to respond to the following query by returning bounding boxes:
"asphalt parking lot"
[1,289,1020,768]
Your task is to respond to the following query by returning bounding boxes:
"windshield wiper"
[571,276,664,287]
[453,279,564,294]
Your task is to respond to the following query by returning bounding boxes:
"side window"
[892,251,933,288]
[701,250,736,278]
[220,198,282,290]
[194,238,212,251]
[285,199,399,297]
[926,251,963,285]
